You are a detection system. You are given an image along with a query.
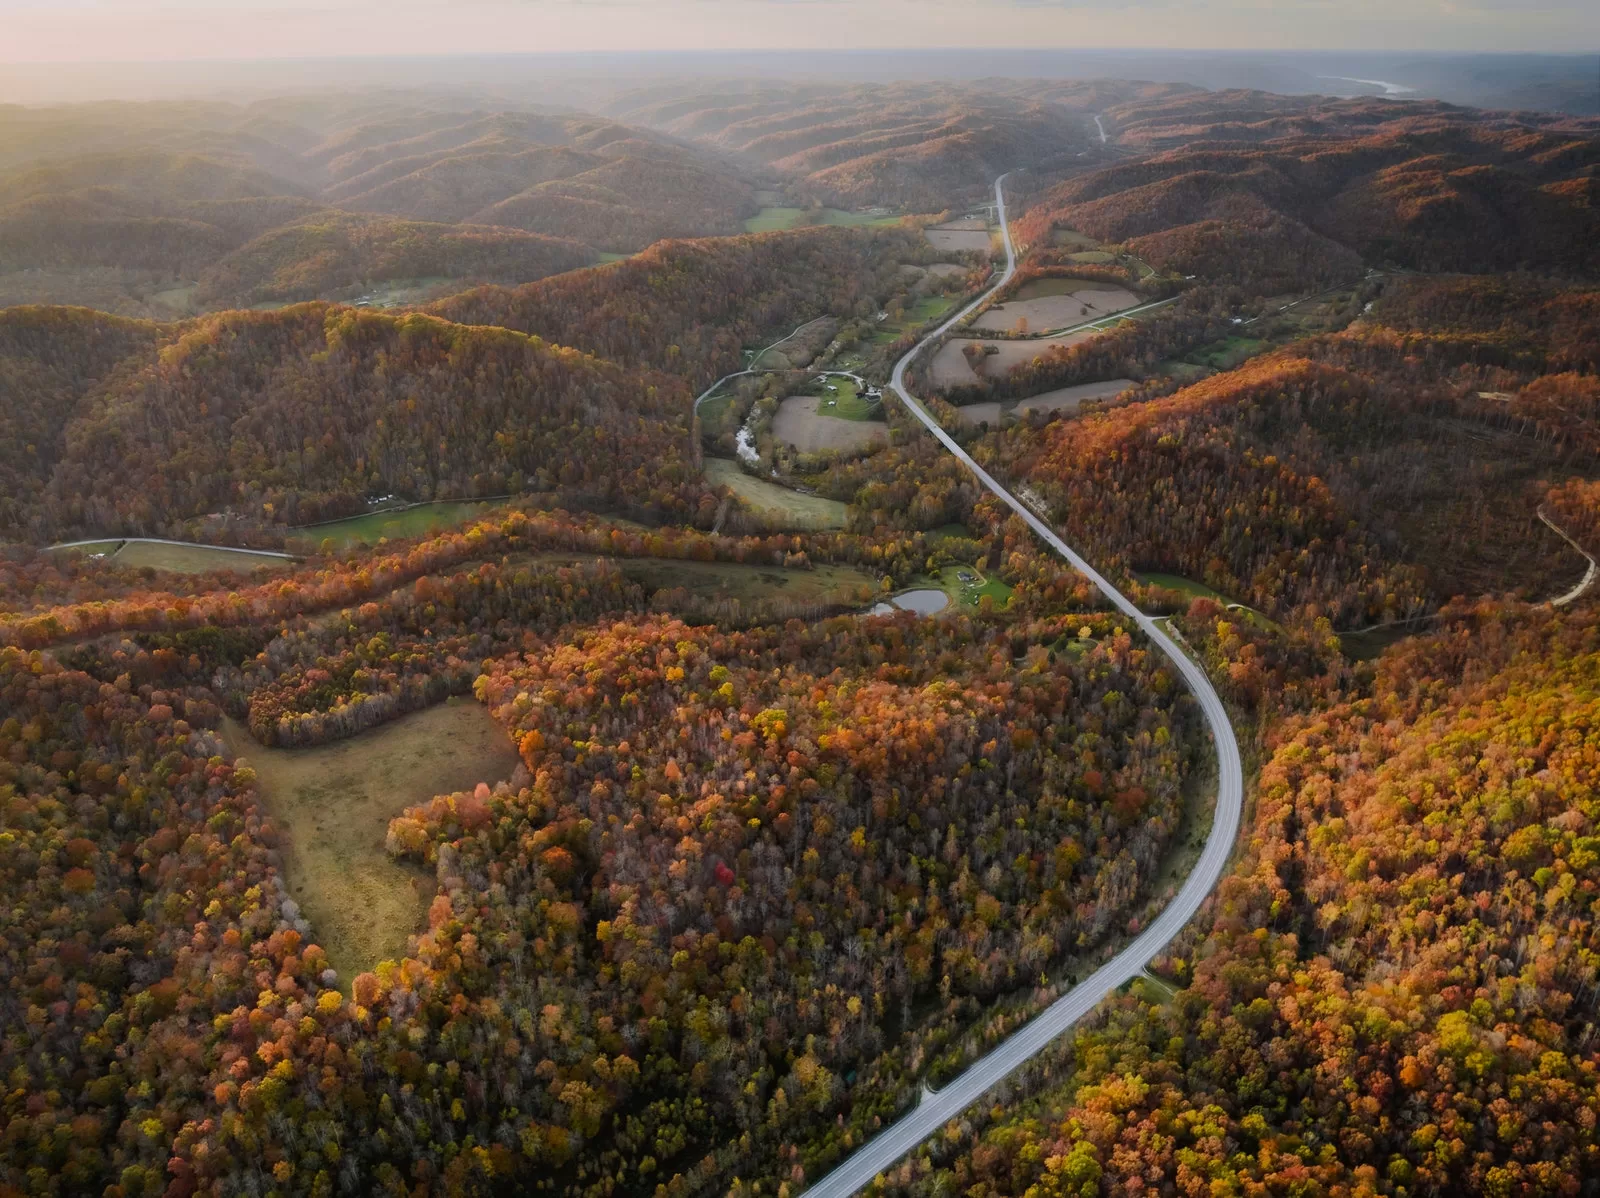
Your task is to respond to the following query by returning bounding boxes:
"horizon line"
[4,46,1599,68]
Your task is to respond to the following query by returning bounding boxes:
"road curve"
[803,175,1245,1198]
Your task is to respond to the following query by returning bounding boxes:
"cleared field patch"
[972,283,1141,333]
[617,557,879,609]
[773,395,888,454]
[223,699,520,983]
[899,294,959,328]
[745,207,902,234]
[925,226,993,254]
[1016,378,1134,414]
[954,378,1136,426]
[358,276,460,308]
[927,262,968,279]
[704,457,849,529]
[300,501,493,548]
[151,284,198,314]
[1067,251,1117,265]
[112,540,293,574]
[928,328,1100,388]
[1196,335,1270,370]
[1051,228,1101,250]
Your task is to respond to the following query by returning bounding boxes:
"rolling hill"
[0,98,761,314]
[1017,98,1600,276]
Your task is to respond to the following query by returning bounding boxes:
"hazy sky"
[3,0,1595,60]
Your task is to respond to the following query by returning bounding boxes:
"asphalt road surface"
[803,174,1245,1198]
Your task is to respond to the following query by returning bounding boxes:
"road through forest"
[803,174,1246,1197]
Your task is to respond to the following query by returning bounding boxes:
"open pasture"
[704,457,849,529]
[301,500,494,548]
[223,699,521,983]
[113,540,293,575]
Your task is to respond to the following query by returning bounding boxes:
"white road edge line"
[803,173,1245,1198]
[1541,510,1598,608]
[48,537,296,560]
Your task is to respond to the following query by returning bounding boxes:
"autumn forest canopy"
[1,67,1599,1198]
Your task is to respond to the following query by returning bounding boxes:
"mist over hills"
[4,49,1595,114]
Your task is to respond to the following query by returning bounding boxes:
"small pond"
[869,588,951,617]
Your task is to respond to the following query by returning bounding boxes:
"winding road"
[803,175,1246,1197]
[1541,510,1598,608]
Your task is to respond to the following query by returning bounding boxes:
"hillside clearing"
[222,699,521,984]
[297,501,494,548]
[112,540,294,574]
[704,457,849,529]
[955,379,1136,426]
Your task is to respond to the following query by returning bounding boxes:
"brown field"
[222,699,521,984]
[928,328,1101,388]
[955,378,1136,426]
[972,283,1141,333]
[927,262,968,278]
[925,227,993,253]
[704,457,849,529]
[773,395,889,453]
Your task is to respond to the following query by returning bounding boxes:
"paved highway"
[803,174,1245,1198]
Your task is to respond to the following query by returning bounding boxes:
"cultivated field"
[704,457,849,529]
[223,699,521,983]
[773,395,888,453]
[972,281,1141,333]
[925,224,994,254]
[955,378,1136,426]
[928,328,1101,388]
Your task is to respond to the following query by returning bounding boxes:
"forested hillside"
[0,304,704,537]
[0,506,1203,1194]
[1015,106,1600,275]
[1,77,1599,1198]
[882,596,1600,1197]
[430,223,928,382]
[0,98,761,315]
[983,275,1600,623]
